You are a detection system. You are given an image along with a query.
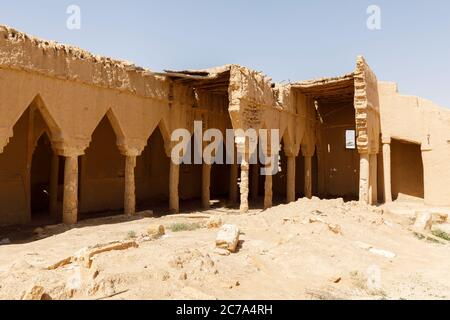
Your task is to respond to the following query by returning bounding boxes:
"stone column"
[124,155,137,215]
[286,156,296,203]
[369,154,378,205]
[251,164,259,202]
[169,162,180,213]
[229,162,238,206]
[202,163,212,209]
[49,154,59,219]
[359,153,370,204]
[304,155,313,199]
[240,157,250,213]
[63,155,79,225]
[382,137,392,203]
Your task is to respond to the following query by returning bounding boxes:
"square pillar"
[359,153,370,204]
[369,153,378,205]
[382,138,392,203]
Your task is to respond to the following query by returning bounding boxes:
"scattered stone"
[47,240,139,270]
[44,224,63,231]
[354,241,373,250]
[432,223,450,235]
[413,211,433,231]
[147,224,165,239]
[328,224,342,234]
[371,208,384,215]
[383,220,394,227]
[46,257,72,270]
[386,207,416,218]
[311,210,324,216]
[216,224,240,253]
[221,281,240,289]
[207,216,223,229]
[429,209,449,223]
[22,285,48,300]
[160,271,170,281]
[331,276,342,284]
[309,217,325,224]
[0,238,10,245]
[33,227,44,235]
[139,210,154,217]
[76,240,139,268]
[369,248,396,259]
[214,248,231,256]
[179,272,188,281]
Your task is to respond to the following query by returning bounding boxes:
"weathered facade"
[0,26,448,227]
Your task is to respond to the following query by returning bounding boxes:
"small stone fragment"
[413,211,433,231]
[207,216,223,229]
[214,248,231,256]
[147,224,165,239]
[369,248,396,259]
[22,286,46,300]
[216,225,240,253]
[328,224,342,234]
[0,238,10,245]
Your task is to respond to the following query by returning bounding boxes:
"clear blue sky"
[1,0,449,107]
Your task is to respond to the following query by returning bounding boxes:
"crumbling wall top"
[0,25,169,101]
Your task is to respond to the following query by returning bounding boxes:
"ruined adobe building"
[0,26,449,227]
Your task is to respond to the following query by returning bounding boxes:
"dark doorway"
[30,133,52,219]
[136,127,171,211]
[391,139,424,200]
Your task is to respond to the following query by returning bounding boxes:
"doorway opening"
[391,139,424,201]
[136,126,171,213]
[30,133,53,220]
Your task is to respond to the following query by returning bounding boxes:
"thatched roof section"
[158,66,232,94]
[291,73,355,104]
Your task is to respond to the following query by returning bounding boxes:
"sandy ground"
[0,197,449,300]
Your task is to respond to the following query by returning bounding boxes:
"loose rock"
[413,211,433,231]
[328,224,342,234]
[216,225,240,253]
[214,248,231,256]
[369,248,396,259]
[207,216,223,229]
[22,285,47,300]
[147,224,165,239]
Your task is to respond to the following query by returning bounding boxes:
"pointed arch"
[32,94,62,141]
[2,94,62,152]
[105,108,127,146]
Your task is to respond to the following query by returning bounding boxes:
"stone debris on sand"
[216,225,240,253]
[147,224,165,239]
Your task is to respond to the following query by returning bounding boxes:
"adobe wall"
[378,82,450,206]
